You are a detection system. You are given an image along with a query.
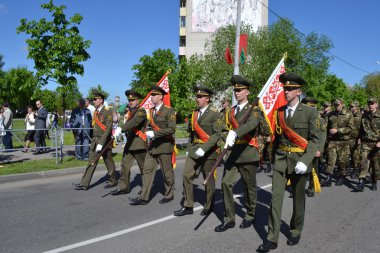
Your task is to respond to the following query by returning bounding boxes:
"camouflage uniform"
[348,103,362,178]
[322,99,354,186]
[355,98,380,191]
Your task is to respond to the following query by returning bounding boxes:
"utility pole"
[231,0,242,106]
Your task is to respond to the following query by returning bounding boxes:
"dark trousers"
[75,131,90,160]
[3,131,13,149]
[34,130,46,151]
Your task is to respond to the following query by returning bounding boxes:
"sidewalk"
[0,138,188,184]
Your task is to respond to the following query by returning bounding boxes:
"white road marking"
[43,183,272,253]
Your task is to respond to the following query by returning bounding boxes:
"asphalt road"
[0,160,379,253]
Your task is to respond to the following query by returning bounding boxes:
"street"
[0,159,379,253]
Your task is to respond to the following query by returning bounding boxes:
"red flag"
[225,47,233,65]
[258,56,287,135]
[239,34,248,64]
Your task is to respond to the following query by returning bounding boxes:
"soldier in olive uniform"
[75,90,117,190]
[257,73,320,252]
[214,75,264,232]
[321,98,354,187]
[173,84,223,217]
[111,90,147,196]
[348,101,362,179]
[129,85,176,205]
[354,97,380,191]
[301,97,326,197]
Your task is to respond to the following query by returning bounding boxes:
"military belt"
[193,138,205,144]
[235,139,248,145]
[279,144,304,153]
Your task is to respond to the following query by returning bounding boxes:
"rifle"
[203,97,260,185]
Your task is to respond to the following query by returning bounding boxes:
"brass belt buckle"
[286,146,291,153]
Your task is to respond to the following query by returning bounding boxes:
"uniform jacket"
[225,104,262,164]
[327,108,354,141]
[35,106,48,130]
[187,105,223,160]
[147,105,176,155]
[93,106,113,147]
[273,103,320,174]
[350,110,362,139]
[121,107,147,151]
[359,110,380,142]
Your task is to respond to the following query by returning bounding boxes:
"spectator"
[2,102,13,150]
[0,106,6,149]
[45,111,51,139]
[23,105,35,152]
[51,110,59,130]
[34,99,48,154]
[85,98,95,119]
[70,98,92,160]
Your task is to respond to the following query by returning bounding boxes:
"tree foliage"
[16,0,91,119]
[362,72,380,99]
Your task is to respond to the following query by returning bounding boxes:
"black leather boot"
[354,179,365,192]
[321,174,332,187]
[371,182,377,191]
[335,175,345,186]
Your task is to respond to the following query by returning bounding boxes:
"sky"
[0,0,379,104]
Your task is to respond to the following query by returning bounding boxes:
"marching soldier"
[214,75,263,232]
[301,97,326,197]
[321,98,354,187]
[173,84,223,217]
[129,85,176,205]
[75,89,117,190]
[354,97,380,191]
[348,101,362,179]
[111,90,147,196]
[257,73,320,252]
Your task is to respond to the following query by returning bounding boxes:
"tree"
[362,72,380,98]
[2,67,38,113]
[17,0,91,122]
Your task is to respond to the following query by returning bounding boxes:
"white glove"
[96,144,103,152]
[114,127,122,137]
[224,130,237,149]
[146,131,154,139]
[195,148,205,158]
[294,161,307,174]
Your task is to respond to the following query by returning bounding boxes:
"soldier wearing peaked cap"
[111,89,147,196]
[215,75,266,232]
[173,84,223,217]
[75,89,117,190]
[257,72,320,252]
[129,84,176,205]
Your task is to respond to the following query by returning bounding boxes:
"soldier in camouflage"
[321,98,354,187]
[348,101,362,179]
[354,97,380,191]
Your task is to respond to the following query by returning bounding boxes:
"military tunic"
[267,103,320,243]
[139,104,176,201]
[358,110,380,180]
[182,105,223,210]
[118,107,147,192]
[222,103,263,223]
[80,106,116,187]
[325,108,354,176]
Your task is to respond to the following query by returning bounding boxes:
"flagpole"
[231,0,242,106]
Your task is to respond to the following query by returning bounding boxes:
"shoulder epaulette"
[164,105,172,108]
[210,106,218,112]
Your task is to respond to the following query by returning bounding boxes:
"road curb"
[0,155,187,184]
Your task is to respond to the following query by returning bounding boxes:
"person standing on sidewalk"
[173,84,223,217]
[34,100,47,154]
[2,102,13,150]
[23,105,35,152]
[129,84,176,205]
[111,90,147,196]
[75,90,116,190]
